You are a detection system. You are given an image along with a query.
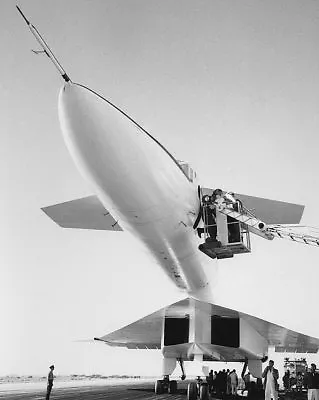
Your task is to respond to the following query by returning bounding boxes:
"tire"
[187,381,198,400]
[155,380,164,394]
[169,380,177,394]
[199,383,209,400]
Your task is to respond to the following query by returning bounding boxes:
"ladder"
[213,197,274,241]
[267,225,319,247]
[213,193,319,248]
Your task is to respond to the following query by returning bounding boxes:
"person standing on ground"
[46,365,54,400]
[262,360,279,400]
[296,371,303,392]
[304,363,319,400]
[243,371,251,395]
[230,369,238,396]
[221,369,227,396]
[283,370,290,392]
[207,370,214,393]
[212,371,217,394]
[226,369,231,395]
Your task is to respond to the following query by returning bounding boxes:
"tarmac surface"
[0,380,307,400]
[0,380,187,400]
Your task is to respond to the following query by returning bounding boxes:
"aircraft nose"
[57,82,193,216]
[58,82,170,212]
[58,82,137,183]
[59,83,121,159]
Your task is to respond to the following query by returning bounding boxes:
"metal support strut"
[178,358,186,381]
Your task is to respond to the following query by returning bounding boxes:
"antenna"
[16,5,71,82]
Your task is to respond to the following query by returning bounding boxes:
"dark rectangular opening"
[227,216,241,243]
[164,317,189,346]
[211,316,239,348]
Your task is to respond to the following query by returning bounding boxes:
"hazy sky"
[2,0,319,377]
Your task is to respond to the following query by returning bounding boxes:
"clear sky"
[1,0,319,377]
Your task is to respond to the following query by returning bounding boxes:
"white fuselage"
[58,83,216,296]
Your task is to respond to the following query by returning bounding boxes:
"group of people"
[206,368,243,397]
[45,360,319,400]
[263,360,319,400]
[199,188,241,244]
[283,369,304,392]
[205,360,319,400]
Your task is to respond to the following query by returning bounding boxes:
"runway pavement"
[0,380,187,400]
[0,380,307,400]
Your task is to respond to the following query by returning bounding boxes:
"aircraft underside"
[17,8,319,400]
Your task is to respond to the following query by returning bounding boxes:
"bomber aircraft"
[18,6,319,400]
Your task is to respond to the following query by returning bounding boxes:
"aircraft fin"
[202,188,304,224]
[42,195,122,231]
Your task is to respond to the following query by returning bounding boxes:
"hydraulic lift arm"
[214,193,319,248]
[266,224,319,247]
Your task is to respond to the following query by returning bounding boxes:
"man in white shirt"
[262,360,279,400]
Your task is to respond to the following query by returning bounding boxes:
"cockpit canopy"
[177,160,197,182]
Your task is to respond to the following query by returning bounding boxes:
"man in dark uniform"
[46,364,54,400]
[304,363,319,400]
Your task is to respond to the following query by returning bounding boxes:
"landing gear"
[187,381,197,400]
[168,380,177,394]
[178,358,186,381]
[186,379,209,400]
[154,380,165,394]
[155,375,177,394]
[199,383,209,400]
[154,357,181,395]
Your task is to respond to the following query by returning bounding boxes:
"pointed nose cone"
[57,83,182,214]
[60,83,147,199]
[58,83,132,184]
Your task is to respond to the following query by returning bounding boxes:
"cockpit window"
[177,161,197,182]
